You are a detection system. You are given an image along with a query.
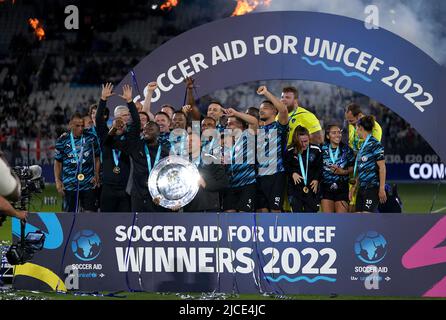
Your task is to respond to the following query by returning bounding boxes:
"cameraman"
[0,154,27,221]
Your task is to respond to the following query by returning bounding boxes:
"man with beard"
[345,103,382,152]
[256,86,289,213]
[95,83,134,212]
[280,86,323,145]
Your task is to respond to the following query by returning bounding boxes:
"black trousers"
[131,192,167,212]
[100,184,131,212]
[63,190,97,212]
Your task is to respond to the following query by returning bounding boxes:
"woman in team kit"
[349,116,387,213]
[320,124,355,213]
[285,126,322,213]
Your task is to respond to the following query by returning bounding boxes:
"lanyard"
[170,134,187,155]
[298,147,310,186]
[230,132,244,163]
[204,137,216,154]
[353,134,371,178]
[144,144,162,173]
[112,149,121,167]
[329,144,340,165]
[70,132,85,173]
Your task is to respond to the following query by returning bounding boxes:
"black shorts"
[288,193,319,213]
[321,182,349,202]
[256,172,286,211]
[222,183,256,212]
[356,187,379,212]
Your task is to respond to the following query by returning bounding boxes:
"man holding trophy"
[111,85,170,212]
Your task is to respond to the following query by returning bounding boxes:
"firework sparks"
[160,0,179,11]
[28,18,45,41]
[231,0,271,16]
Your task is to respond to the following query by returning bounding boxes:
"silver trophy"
[148,155,200,210]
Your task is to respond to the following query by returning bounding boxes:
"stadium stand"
[0,0,437,165]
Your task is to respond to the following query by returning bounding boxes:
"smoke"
[258,0,446,65]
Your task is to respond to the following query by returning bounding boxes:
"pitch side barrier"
[11,212,446,297]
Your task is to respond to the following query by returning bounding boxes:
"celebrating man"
[155,111,172,150]
[222,108,258,212]
[280,86,323,145]
[113,95,170,211]
[256,86,289,213]
[95,83,134,212]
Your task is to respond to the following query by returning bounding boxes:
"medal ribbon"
[329,145,340,165]
[353,134,371,178]
[298,147,310,187]
[112,149,121,168]
[70,132,85,176]
[144,144,162,173]
[170,134,187,156]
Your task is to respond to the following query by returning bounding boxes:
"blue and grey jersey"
[54,130,100,191]
[227,130,256,188]
[216,123,225,134]
[169,131,189,156]
[202,138,222,158]
[357,136,385,188]
[257,121,288,176]
[158,132,171,150]
[321,143,355,185]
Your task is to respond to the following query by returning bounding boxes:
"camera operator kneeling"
[0,154,27,224]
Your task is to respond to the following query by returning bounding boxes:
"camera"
[5,220,45,265]
[0,165,46,265]
[11,165,45,210]
[0,165,44,227]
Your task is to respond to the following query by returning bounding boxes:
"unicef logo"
[71,230,102,261]
[354,231,387,264]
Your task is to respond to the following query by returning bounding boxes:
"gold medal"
[113,166,121,174]
[77,173,85,181]
[303,186,309,194]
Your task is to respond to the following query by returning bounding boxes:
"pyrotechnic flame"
[231,0,271,16]
[28,18,45,41]
[160,0,179,11]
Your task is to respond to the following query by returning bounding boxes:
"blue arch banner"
[11,212,446,297]
[107,11,446,162]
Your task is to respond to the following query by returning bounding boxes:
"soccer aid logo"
[71,230,102,261]
[354,231,387,264]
